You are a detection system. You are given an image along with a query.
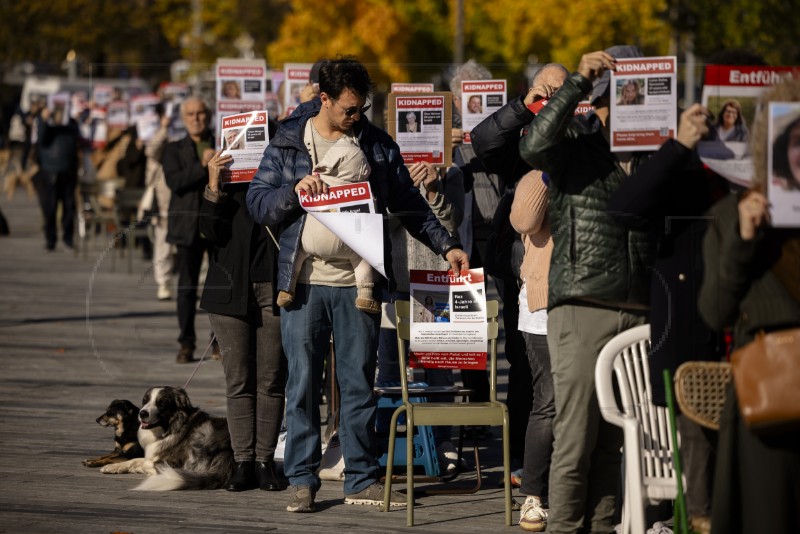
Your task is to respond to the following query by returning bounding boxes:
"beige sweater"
[509,170,552,312]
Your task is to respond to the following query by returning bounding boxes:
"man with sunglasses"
[247,56,469,514]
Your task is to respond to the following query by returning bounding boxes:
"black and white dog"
[100,386,234,490]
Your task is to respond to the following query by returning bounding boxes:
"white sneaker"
[437,441,467,473]
[157,284,171,300]
[519,495,548,532]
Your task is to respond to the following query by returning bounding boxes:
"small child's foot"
[355,297,381,314]
[277,290,294,307]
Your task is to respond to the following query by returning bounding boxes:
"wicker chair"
[674,361,732,431]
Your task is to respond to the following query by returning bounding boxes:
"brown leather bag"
[731,328,800,434]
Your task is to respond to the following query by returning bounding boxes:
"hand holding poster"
[767,102,800,227]
[610,57,677,152]
[409,269,487,370]
[219,111,270,183]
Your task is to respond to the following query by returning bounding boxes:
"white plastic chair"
[595,324,680,534]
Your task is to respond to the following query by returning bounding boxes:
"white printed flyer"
[389,92,451,166]
[409,268,487,370]
[461,79,506,143]
[699,65,800,187]
[767,102,800,228]
[216,59,267,143]
[283,63,312,117]
[297,183,386,278]
[610,56,677,152]
[219,111,270,183]
[130,93,160,142]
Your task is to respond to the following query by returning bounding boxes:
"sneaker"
[157,284,171,301]
[344,482,407,507]
[286,485,316,513]
[437,441,468,473]
[519,495,548,532]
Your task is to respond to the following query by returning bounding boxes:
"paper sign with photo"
[461,80,506,143]
[409,269,488,370]
[389,93,452,166]
[219,111,270,184]
[610,57,677,152]
[698,65,800,187]
[767,102,800,228]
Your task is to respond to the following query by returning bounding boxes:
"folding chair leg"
[383,405,405,512]
[407,411,415,527]
[664,369,690,534]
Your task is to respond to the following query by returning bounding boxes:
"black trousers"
[36,170,76,248]
[174,239,210,348]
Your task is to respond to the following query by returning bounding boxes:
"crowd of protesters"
[2,49,798,534]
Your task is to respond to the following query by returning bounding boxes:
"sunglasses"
[334,99,371,117]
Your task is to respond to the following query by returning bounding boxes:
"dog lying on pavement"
[84,399,144,468]
[100,386,234,490]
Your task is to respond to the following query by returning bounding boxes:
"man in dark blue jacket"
[247,57,468,514]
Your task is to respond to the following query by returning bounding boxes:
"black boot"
[226,460,257,491]
[255,460,285,491]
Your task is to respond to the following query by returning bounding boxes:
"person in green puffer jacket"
[518,45,658,534]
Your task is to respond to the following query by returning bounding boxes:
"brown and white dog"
[100,386,234,490]
[84,399,144,467]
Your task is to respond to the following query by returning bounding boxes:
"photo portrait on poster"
[221,79,242,99]
[616,79,645,106]
[768,102,800,227]
[223,128,245,151]
[399,111,421,133]
[467,94,483,114]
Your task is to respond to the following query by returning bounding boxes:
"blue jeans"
[281,283,381,495]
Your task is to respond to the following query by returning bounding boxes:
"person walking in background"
[161,97,215,364]
[200,135,288,493]
[141,108,174,301]
[35,105,81,252]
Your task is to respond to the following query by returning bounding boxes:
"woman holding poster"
[198,141,288,494]
[699,76,800,534]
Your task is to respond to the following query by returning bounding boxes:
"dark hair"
[318,56,375,100]
[772,115,800,188]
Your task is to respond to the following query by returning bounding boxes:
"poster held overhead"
[610,56,677,152]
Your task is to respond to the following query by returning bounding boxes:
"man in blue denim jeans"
[247,56,469,513]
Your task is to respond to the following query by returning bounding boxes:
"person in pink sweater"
[509,169,555,532]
